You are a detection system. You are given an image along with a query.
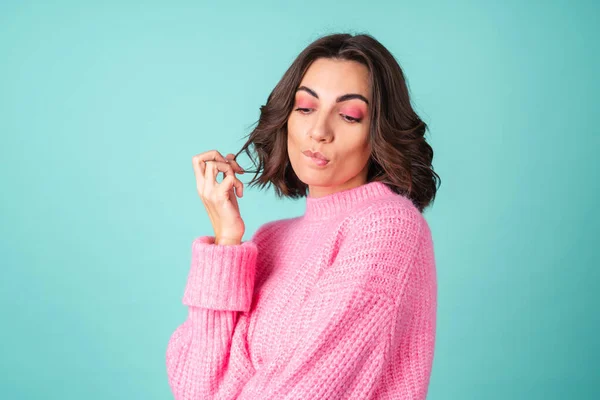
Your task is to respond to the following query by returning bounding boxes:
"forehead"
[298,58,371,100]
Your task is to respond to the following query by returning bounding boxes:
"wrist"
[215,236,242,246]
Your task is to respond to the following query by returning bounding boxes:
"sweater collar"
[303,180,395,220]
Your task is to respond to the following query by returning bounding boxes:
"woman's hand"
[192,150,246,245]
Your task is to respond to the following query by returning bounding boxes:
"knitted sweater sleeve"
[165,234,259,400]
[166,206,431,399]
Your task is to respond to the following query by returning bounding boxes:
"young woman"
[166,32,440,399]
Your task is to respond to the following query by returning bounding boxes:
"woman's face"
[287,58,372,198]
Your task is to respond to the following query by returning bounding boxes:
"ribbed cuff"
[182,236,258,312]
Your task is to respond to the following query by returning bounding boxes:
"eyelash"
[294,107,361,123]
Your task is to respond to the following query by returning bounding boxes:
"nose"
[308,112,333,143]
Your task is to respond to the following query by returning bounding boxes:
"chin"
[296,170,336,186]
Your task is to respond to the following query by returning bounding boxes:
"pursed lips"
[303,150,329,161]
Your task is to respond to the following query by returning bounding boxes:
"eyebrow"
[295,85,369,106]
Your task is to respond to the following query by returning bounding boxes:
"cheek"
[287,119,299,142]
[287,115,305,143]
[338,137,371,161]
[287,124,302,157]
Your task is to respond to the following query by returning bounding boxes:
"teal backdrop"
[1,0,598,398]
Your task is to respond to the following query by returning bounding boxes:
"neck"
[303,181,395,221]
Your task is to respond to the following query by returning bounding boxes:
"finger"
[209,162,244,198]
[225,153,245,174]
[205,151,232,182]
[204,160,235,194]
[192,154,207,187]
[198,150,230,168]
[193,150,231,188]
[221,173,244,198]
[206,150,229,164]
[211,161,239,187]
[203,160,218,193]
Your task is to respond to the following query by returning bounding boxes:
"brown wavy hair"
[234,32,441,213]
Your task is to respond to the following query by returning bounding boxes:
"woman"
[166,32,440,399]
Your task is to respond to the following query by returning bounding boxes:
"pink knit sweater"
[166,181,437,399]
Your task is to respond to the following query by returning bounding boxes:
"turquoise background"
[1,0,598,398]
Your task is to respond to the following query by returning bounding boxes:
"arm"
[165,235,259,400]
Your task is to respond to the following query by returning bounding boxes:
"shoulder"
[339,192,428,277]
[346,192,426,240]
[322,195,429,299]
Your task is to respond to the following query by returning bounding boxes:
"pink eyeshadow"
[341,107,364,119]
[296,100,314,108]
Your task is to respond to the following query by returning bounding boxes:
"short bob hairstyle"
[235,32,440,213]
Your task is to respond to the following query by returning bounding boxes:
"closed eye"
[294,108,361,123]
[341,114,360,123]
